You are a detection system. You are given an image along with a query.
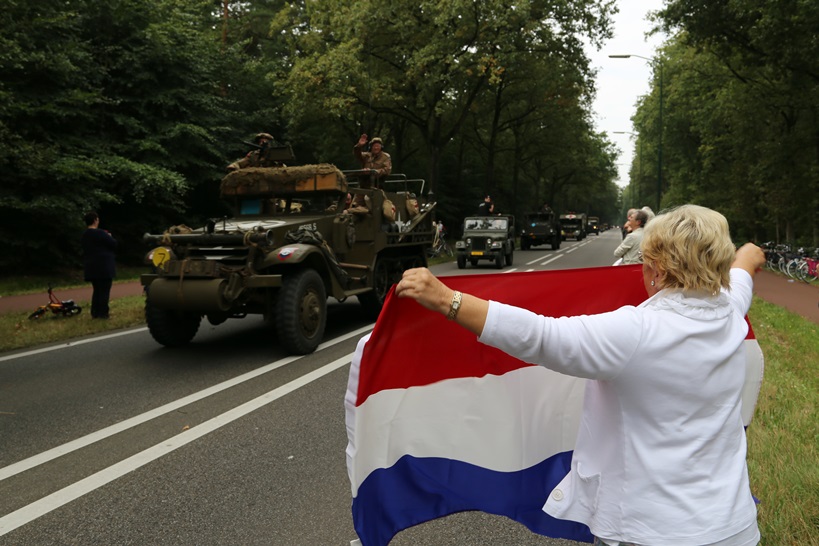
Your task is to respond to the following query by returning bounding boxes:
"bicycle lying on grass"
[28,286,83,319]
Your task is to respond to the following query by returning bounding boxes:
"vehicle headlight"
[466,238,472,245]
[456,241,465,249]
[491,241,502,249]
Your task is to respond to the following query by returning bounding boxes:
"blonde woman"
[396,205,765,546]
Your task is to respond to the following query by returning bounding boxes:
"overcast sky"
[586,0,666,188]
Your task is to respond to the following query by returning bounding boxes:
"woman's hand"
[396,268,490,336]
[395,268,453,316]
[733,243,766,277]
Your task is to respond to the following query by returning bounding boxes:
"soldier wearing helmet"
[227,132,284,171]
[354,134,392,183]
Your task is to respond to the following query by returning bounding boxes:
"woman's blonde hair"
[641,205,735,293]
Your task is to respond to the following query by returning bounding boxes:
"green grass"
[0,295,146,353]
[746,297,819,545]
[0,287,815,543]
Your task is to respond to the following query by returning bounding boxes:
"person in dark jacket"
[81,211,117,319]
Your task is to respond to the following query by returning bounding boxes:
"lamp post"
[614,131,642,206]
[609,54,663,212]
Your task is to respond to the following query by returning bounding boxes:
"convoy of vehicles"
[141,152,436,355]
[455,215,516,269]
[520,210,561,250]
[559,212,587,241]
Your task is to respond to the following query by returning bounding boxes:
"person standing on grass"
[81,211,117,319]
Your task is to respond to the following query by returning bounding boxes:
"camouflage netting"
[220,164,347,197]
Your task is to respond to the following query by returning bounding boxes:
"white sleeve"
[478,301,643,380]
[726,268,754,316]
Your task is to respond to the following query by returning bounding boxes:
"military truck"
[586,216,600,236]
[520,210,561,250]
[141,154,436,355]
[455,215,515,269]
[559,212,587,241]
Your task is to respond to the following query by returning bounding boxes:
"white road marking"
[539,255,564,266]
[0,352,355,536]
[0,328,149,363]
[0,325,373,482]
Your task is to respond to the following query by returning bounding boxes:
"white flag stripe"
[347,364,586,496]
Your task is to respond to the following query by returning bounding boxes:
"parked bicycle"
[28,285,83,320]
[426,230,453,258]
[762,242,819,283]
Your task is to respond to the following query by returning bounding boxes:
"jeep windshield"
[525,214,553,227]
[465,218,508,230]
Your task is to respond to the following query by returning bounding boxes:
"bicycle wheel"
[786,259,801,280]
[444,244,453,257]
[29,307,46,320]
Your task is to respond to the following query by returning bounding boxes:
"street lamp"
[609,54,663,212]
[614,131,642,205]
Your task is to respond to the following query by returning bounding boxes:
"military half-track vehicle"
[455,215,515,269]
[141,158,436,355]
[520,210,561,250]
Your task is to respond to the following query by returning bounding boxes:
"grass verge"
[1,295,146,353]
[0,290,815,542]
[746,297,818,545]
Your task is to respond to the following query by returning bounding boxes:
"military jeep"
[520,210,561,250]
[141,160,435,355]
[455,215,516,269]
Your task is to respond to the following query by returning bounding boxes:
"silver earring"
[650,280,655,286]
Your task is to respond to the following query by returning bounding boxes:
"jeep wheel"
[276,269,326,355]
[551,235,561,250]
[505,249,514,266]
[359,257,394,318]
[145,300,201,347]
[494,253,504,269]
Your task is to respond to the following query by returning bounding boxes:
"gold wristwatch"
[447,291,462,321]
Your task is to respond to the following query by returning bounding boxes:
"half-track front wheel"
[276,269,327,355]
[359,258,393,319]
[145,300,201,347]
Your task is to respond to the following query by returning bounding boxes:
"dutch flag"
[345,265,764,546]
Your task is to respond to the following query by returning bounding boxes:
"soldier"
[354,134,392,184]
[227,132,284,171]
[477,195,493,216]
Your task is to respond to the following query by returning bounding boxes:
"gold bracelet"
[446,291,462,321]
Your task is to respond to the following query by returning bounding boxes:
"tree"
[0,0,232,270]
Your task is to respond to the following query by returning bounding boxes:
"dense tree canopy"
[617,0,818,245]
[3,0,812,273]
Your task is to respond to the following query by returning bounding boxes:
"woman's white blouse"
[478,269,758,545]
